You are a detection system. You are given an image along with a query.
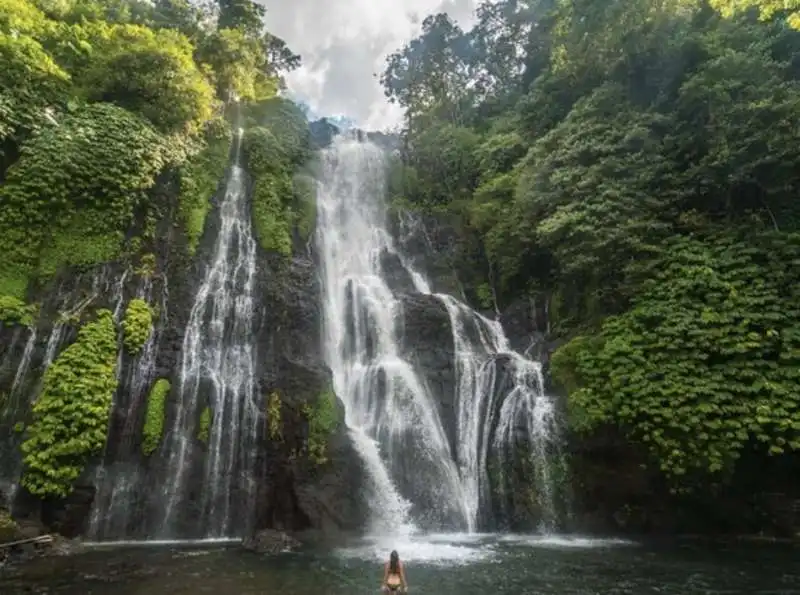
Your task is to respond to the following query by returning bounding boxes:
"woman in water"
[381,550,408,592]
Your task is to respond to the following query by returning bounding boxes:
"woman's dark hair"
[389,550,399,574]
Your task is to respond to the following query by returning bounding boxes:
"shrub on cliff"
[0,103,172,297]
[0,295,37,327]
[178,119,232,255]
[198,406,211,443]
[122,298,153,355]
[242,103,314,255]
[21,309,118,498]
[243,126,293,255]
[142,378,170,456]
[302,388,339,466]
[267,391,282,440]
[552,232,800,486]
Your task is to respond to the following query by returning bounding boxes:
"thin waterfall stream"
[159,129,259,539]
[87,273,169,541]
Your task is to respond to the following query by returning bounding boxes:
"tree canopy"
[0,0,302,297]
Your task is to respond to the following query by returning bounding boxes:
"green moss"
[142,378,170,456]
[135,253,156,277]
[301,387,339,465]
[198,406,211,443]
[178,119,232,255]
[122,298,153,355]
[37,212,125,278]
[20,309,118,498]
[0,103,171,296]
[267,391,282,440]
[475,282,494,310]
[0,509,20,543]
[0,294,37,326]
[242,126,292,255]
[242,113,314,255]
[292,173,317,242]
[252,172,293,255]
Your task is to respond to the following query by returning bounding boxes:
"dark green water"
[2,533,799,594]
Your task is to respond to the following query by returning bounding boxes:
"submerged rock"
[242,529,301,554]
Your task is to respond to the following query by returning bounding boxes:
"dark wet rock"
[40,485,95,539]
[242,528,301,554]
[0,510,23,544]
[498,296,551,360]
[388,209,462,296]
[1,177,368,542]
[396,292,457,453]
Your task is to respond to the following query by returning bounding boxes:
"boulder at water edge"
[242,529,301,554]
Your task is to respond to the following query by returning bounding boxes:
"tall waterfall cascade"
[159,130,259,538]
[315,134,563,535]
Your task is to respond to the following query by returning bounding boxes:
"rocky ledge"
[241,529,301,555]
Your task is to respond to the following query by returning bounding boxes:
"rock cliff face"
[0,167,366,540]
[3,160,798,541]
[389,209,800,539]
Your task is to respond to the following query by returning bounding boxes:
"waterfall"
[87,273,168,540]
[7,329,36,408]
[315,135,562,535]
[160,132,259,539]
[0,327,36,507]
[316,136,470,534]
[42,323,66,370]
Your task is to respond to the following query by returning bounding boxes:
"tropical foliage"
[302,387,340,466]
[142,378,170,456]
[20,309,118,497]
[384,0,800,488]
[242,98,314,254]
[1,0,304,500]
[122,298,153,355]
[0,0,302,299]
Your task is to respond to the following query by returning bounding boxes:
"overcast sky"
[261,0,479,130]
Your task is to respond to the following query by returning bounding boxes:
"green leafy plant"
[0,103,171,297]
[178,120,232,255]
[135,253,156,277]
[552,233,800,484]
[241,99,313,255]
[122,298,153,355]
[142,378,169,456]
[242,126,293,255]
[0,295,37,326]
[267,390,282,440]
[301,387,339,465]
[20,308,118,498]
[197,406,211,443]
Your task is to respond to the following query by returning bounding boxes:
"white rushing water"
[88,274,169,540]
[315,134,561,537]
[160,132,259,538]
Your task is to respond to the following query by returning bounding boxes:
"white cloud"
[260,0,479,130]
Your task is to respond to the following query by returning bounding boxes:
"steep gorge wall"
[0,143,366,540]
